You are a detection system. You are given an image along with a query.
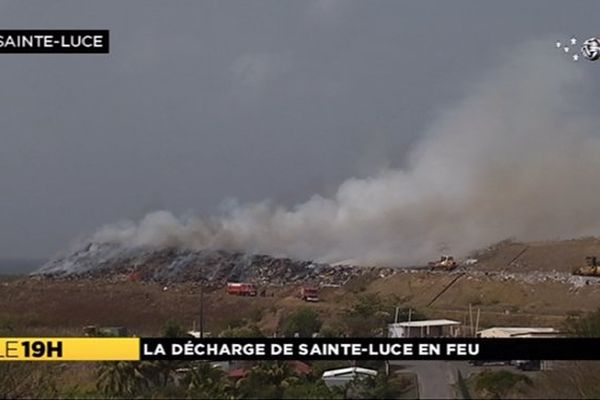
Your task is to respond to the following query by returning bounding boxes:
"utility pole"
[469,303,473,337]
[199,284,204,339]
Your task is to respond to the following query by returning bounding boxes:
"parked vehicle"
[300,286,319,302]
[226,282,257,296]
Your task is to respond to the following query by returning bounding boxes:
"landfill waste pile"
[33,242,395,286]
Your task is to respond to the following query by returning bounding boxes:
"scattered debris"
[31,240,600,289]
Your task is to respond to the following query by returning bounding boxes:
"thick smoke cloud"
[91,42,600,265]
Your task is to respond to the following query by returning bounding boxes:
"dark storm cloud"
[0,0,599,258]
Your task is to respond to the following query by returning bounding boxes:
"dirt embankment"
[2,271,598,336]
[471,237,600,273]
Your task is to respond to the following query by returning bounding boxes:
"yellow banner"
[0,338,140,361]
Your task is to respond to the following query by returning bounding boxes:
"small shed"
[322,367,378,388]
[388,319,461,338]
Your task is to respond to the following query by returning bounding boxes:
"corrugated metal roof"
[322,367,378,378]
[388,319,461,328]
[477,327,557,336]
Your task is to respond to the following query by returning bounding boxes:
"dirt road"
[391,360,459,399]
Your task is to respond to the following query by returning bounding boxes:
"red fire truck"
[300,287,319,302]
[226,282,257,296]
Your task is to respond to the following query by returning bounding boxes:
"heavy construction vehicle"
[429,255,458,271]
[572,256,600,277]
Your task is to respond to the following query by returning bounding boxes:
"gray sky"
[1,0,599,259]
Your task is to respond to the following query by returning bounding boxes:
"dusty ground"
[471,237,600,273]
[0,271,597,336]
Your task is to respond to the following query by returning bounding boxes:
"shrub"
[282,307,322,338]
[474,370,531,398]
[219,324,264,338]
[162,320,187,337]
[565,308,600,337]
[342,294,424,337]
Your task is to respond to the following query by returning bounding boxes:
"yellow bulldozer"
[572,256,600,277]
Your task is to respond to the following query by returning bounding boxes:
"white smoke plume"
[91,42,600,265]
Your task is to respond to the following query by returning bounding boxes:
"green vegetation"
[0,312,44,335]
[357,372,415,399]
[472,370,531,399]
[247,307,264,323]
[184,361,233,398]
[309,360,351,378]
[565,308,600,336]
[96,361,151,396]
[456,370,472,399]
[237,361,300,398]
[162,320,188,338]
[220,324,264,338]
[282,307,322,338]
[0,363,60,398]
[524,361,600,399]
[341,293,424,337]
[0,311,417,400]
[318,323,345,338]
[224,316,249,329]
[281,381,339,399]
[344,273,376,293]
[91,359,359,399]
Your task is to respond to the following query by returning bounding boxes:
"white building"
[477,327,558,338]
[322,367,378,388]
[388,319,461,338]
[476,327,559,371]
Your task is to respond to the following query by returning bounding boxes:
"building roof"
[477,327,557,336]
[389,319,461,328]
[322,367,378,378]
[228,368,249,379]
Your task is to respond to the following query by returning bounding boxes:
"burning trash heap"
[33,242,394,287]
